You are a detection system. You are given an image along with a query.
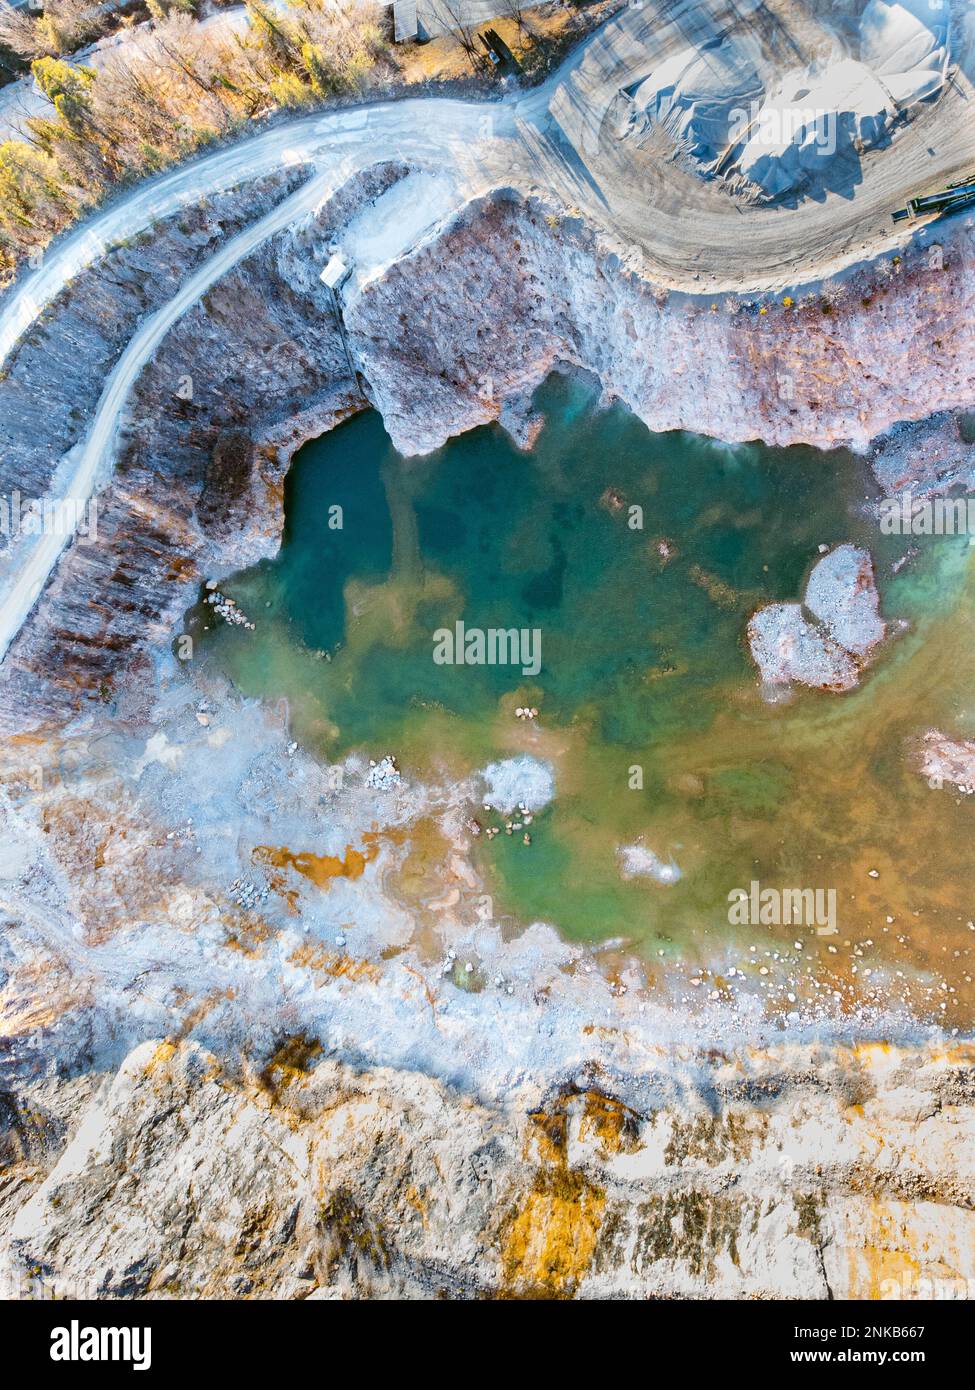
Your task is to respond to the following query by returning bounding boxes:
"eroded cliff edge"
[3,1039,975,1300]
[0,167,972,729]
[1,165,974,1299]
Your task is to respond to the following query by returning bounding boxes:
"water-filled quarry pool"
[186,373,975,1027]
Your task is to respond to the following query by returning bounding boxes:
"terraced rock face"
[2,175,974,735]
[1,141,974,1300]
[3,1039,974,1299]
[0,166,399,732]
[345,188,975,459]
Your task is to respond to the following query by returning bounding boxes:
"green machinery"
[892,174,975,222]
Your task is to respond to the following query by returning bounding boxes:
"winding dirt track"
[1,0,974,664]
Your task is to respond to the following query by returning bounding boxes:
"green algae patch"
[630,1191,751,1280]
[321,1188,393,1274]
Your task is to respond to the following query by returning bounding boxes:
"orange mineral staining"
[252,840,379,889]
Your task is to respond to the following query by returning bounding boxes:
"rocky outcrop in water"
[918,730,975,795]
[870,410,975,501]
[748,543,886,692]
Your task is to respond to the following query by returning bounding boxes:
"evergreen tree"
[31,57,95,128]
[246,2,298,67]
[301,41,333,98]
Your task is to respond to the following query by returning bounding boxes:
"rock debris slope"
[3,1039,974,1299]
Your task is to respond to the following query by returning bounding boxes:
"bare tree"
[0,1,46,60]
[498,0,529,40]
[427,0,485,73]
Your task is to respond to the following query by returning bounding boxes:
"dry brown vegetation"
[0,0,605,282]
[0,0,111,62]
[0,0,393,278]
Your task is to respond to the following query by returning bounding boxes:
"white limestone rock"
[918,729,975,794]
[804,543,885,658]
[748,545,885,692]
[748,601,859,691]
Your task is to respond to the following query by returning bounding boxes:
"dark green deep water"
[189,374,975,1007]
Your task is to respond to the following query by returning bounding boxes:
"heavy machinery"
[892,174,975,222]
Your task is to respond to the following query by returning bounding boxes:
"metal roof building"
[320,253,351,290]
[393,0,418,43]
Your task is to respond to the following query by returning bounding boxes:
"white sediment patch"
[341,169,462,291]
[479,755,555,815]
[618,843,682,885]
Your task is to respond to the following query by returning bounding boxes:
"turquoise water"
[187,373,975,1018]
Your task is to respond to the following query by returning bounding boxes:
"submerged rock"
[618,843,682,884]
[918,730,975,794]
